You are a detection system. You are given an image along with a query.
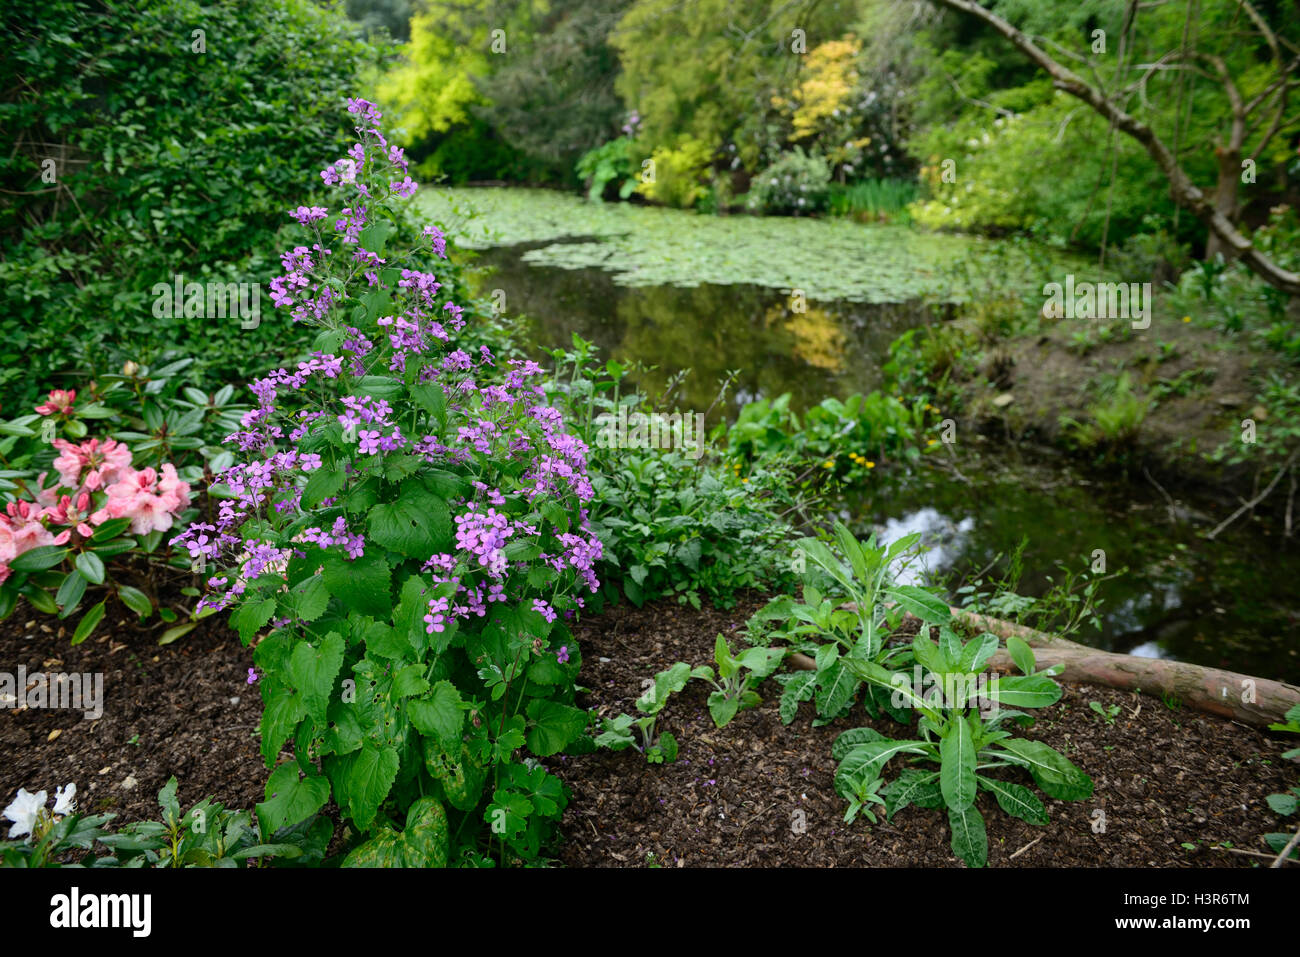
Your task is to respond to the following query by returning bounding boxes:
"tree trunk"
[1205,146,1243,261]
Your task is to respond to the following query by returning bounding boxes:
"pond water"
[422,188,1300,683]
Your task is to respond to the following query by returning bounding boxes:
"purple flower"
[247,668,258,685]
[557,646,570,665]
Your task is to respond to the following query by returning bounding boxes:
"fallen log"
[784,608,1300,729]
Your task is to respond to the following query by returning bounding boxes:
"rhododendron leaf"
[256,763,329,838]
[286,632,345,725]
[408,681,464,748]
[55,570,87,615]
[322,551,391,617]
[0,585,16,621]
[91,518,132,541]
[302,468,346,508]
[158,623,197,646]
[367,486,451,558]
[328,742,399,830]
[71,601,106,646]
[9,545,68,572]
[231,597,277,643]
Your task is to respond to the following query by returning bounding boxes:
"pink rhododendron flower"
[34,390,76,416]
[51,438,133,491]
[90,465,191,534]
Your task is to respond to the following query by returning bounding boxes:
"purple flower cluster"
[171,97,602,647]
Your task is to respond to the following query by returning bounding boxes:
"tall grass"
[828,178,918,223]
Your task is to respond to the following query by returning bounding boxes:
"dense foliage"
[0,0,388,405]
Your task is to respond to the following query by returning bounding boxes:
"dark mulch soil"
[4,583,1295,869]
[550,594,1299,868]
[0,584,266,825]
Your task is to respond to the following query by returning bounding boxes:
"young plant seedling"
[1089,701,1120,725]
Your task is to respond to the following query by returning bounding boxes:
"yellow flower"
[822,460,835,469]
[1182,316,1191,322]
[742,478,749,484]
[927,438,937,446]
[865,461,875,469]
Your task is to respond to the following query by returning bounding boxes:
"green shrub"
[0,0,387,406]
[747,148,832,215]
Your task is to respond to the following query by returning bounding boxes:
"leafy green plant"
[747,147,832,215]
[836,635,1092,868]
[173,102,601,868]
[575,136,638,202]
[0,777,325,868]
[693,634,786,728]
[1263,703,1300,862]
[595,661,710,763]
[1089,701,1120,725]
[546,335,803,609]
[754,522,952,728]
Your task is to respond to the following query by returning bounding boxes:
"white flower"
[3,788,46,841]
[336,158,357,185]
[53,783,76,816]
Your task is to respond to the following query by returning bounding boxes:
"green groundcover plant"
[171,99,604,867]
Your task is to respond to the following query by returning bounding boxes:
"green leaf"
[940,716,977,810]
[286,632,345,725]
[948,803,987,868]
[230,597,277,643]
[408,680,464,749]
[984,675,1062,709]
[888,585,951,624]
[322,551,391,617]
[996,738,1093,801]
[409,382,447,430]
[525,699,589,757]
[835,740,928,797]
[707,690,742,728]
[778,671,817,725]
[979,777,1049,825]
[815,662,858,718]
[260,684,307,766]
[117,585,154,618]
[367,486,451,558]
[884,768,942,819]
[10,546,68,572]
[302,468,346,508]
[55,570,87,615]
[71,601,106,646]
[285,575,330,623]
[158,623,198,646]
[832,726,886,761]
[73,551,106,585]
[91,518,133,541]
[1266,792,1297,817]
[327,743,399,830]
[1006,635,1036,676]
[958,632,1000,673]
[256,763,329,837]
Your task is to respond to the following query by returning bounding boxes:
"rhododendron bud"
[34,389,76,416]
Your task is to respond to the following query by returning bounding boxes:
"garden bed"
[551,595,1296,867]
[2,586,1294,866]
